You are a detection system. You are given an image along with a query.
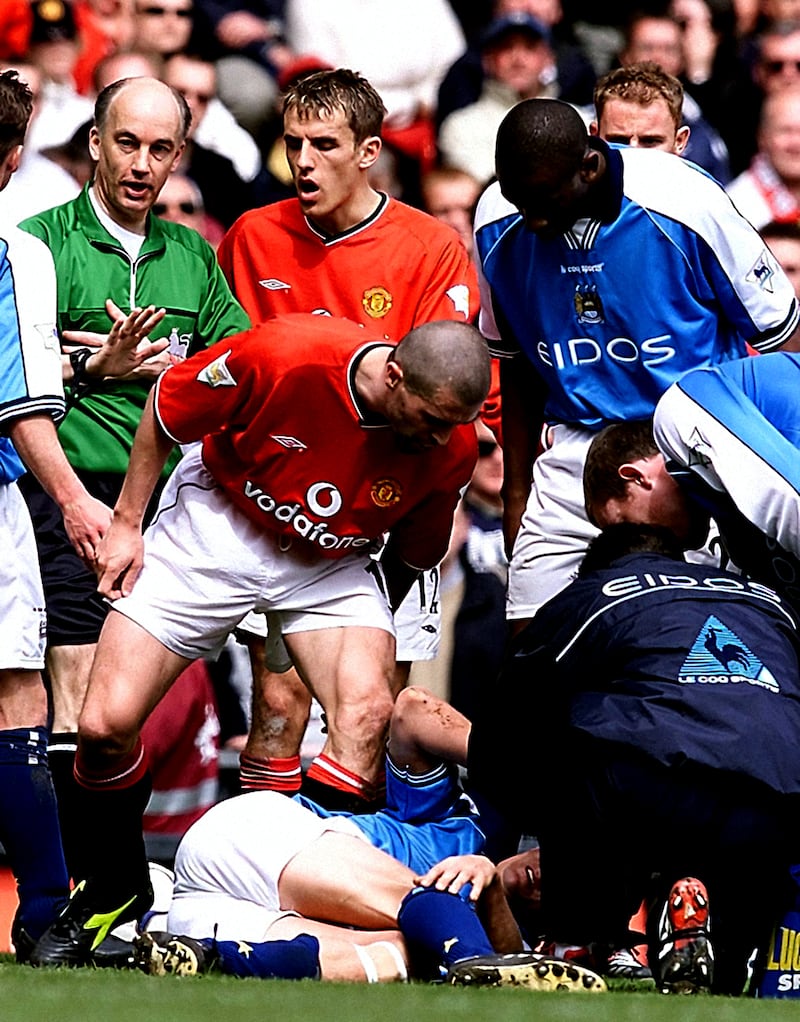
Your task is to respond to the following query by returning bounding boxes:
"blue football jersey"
[474,143,799,429]
[295,759,485,876]
[0,229,63,484]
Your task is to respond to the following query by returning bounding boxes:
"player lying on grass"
[135,687,604,992]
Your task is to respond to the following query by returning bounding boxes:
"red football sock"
[305,753,373,798]
[239,753,302,793]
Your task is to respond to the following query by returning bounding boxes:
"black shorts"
[18,471,163,647]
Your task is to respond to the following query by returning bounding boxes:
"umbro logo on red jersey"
[258,278,291,290]
[271,435,307,450]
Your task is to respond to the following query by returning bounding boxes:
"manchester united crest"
[371,478,402,508]
[362,286,393,318]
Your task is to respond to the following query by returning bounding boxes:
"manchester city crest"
[574,283,605,324]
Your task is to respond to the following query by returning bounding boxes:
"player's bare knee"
[331,692,393,742]
[78,705,138,757]
[390,685,430,736]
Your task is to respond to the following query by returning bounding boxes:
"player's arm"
[61,301,169,386]
[500,353,545,559]
[9,414,112,563]
[95,389,175,600]
[689,174,800,351]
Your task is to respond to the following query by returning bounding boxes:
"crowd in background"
[3,0,800,992]
[2,0,800,853]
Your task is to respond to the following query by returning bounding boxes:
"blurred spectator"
[560,0,669,75]
[163,52,267,226]
[153,170,225,247]
[0,63,83,221]
[751,0,800,31]
[619,11,731,180]
[92,46,163,91]
[752,19,800,94]
[142,659,221,848]
[164,52,263,183]
[40,117,94,187]
[285,0,465,197]
[447,423,507,724]
[668,0,753,175]
[724,19,800,175]
[421,166,482,260]
[407,421,506,711]
[24,0,94,151]
[438,12,559,184]
[129,0,194,58]
[727,87,800,228]
[190,0,291,140]
[437,0,596,130]
[72,0,136,94]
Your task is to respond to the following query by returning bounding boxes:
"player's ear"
[170,140,186,173]
[588,120,599,137]
[358,135,382,171]
[618,461,649,489]
[385,358,403,389]
[580,148,602,182]
[674,125,690,156]
[89,125,101,162]
[4,143,23,176]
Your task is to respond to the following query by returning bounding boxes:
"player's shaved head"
[494,98,606,236]
[496,98,587,187]
[392,321,491,409]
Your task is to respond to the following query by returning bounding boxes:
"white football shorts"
[236,560,441,663]
[112,446,394,661]
[507,423,599,619]
[168,790,366,942]
[0,481,46,670]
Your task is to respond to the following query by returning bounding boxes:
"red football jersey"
[217,194,479,336]
[155,314,477,568]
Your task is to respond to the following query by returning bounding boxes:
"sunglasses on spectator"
[154,201,199,215]
[478,439,499,458]
[762,59,800,74]
[138,5,192,16]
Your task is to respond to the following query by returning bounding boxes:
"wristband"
[67,346,95,404]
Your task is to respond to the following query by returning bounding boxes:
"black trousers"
[536,737,800,994]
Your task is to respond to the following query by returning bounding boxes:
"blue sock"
[212,933,321,979]
[0,728,69,939]
[397,886,494,967]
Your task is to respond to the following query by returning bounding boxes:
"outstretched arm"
[61,300,170,386]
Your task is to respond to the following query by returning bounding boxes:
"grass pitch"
[4,962,800,1022]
